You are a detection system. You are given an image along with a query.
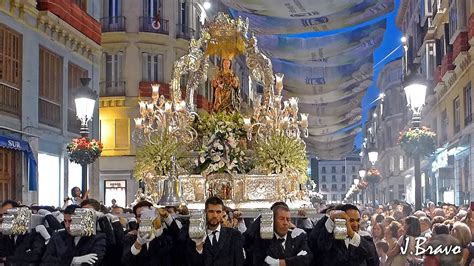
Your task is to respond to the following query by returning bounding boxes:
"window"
[331,166,336,173]
[399,156,405,171]
[341,184,346,191]
[105,180,127,207]
[68,161,82,199]
[454,97,460,133]
[68,63,88,133]
[0,24,22,116]
[464,83,472,125]
[321,175,326,182]
[321,184,327,191]
[332,175,336,182]
[39,47,63,128]
[143,0,162,17]
[321,167,326,173]
[105,0,122,17]
[331,194,337,201]
[341,175,346,182]
[73,0,87,11]
[342,166,345,173]
[105,52,123,84]
[38,153,61,206]
[390,156,395,172]
[449,0,467,43]
[100,119,130,150]
[441,109,448,142]
[142,53,163,82]
[331,184,337,191]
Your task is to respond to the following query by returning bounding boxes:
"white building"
[0,0,101,206]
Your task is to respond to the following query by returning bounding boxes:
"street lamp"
[74,78,98,195]
[368,150,378,165]
[404,67,427,211]
[358,169,366,204]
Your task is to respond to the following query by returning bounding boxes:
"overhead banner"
[275,61,373,88]
[309,113,362,127]
[308,118,362,135]
[229,0,393,34]
[258,20,386,63]
[298,92,364,115]
[223,0,368,18]
[308,127,361,142]
[285,80,370,104]
[284,78,372,95]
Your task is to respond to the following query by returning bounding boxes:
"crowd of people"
[0,188,473,265]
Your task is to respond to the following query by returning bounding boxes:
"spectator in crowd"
[423,234,463,266]
[450,222,472,265]
[419,216,433,238]
[371,222,384,242]
[375,240,389,266]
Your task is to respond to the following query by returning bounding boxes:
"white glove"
[154,226,163,238]
[128,217,137,223]
[264,256,280,265]
[35,225,50,241]
[137,232,155,245]
[71,253,98,265]
[140,208,156,220]
[297,250,308,256]
[105,213,119,223]
[37,209,51,216]
[95,211,105,219]
[52,211,64,223]
[291,228,306,238]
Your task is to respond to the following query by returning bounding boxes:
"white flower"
[211,155,221,162]
[199,156,206,163]
[218,161,225,168]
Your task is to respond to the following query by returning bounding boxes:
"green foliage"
[254,134,308,179]
[194,112,246,138]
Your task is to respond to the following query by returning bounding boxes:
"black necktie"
[211,231,218,246]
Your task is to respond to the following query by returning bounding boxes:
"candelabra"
[244,73,309,141]
[133,84,198,144]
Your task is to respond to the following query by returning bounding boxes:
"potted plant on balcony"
[66,137,103,165]
[398,126,436,157]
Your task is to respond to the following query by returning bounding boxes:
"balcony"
[139,17,169,35]
[101,16,126,32]
[0,82,20,116]
[176,24,196,40]
[37,0,101,44]
[39,98,61,128]
[100,81,126,97]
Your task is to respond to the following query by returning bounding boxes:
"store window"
[38,153,61,206]
[104,180,127,207]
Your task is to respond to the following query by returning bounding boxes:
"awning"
[0,135,37,191]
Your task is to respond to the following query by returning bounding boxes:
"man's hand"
[158,208,169,219]
[71,253,98,265]
[329,210,348,221]
[105,213,119,223]
[279,259,286,266]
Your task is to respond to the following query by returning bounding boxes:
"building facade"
[397,0,474,206]
[0,0,101,206]
[98,0,254,206]
[316,154,361,203]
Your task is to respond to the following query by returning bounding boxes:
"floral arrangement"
[66,137,103,165]
[364,168,381,184]
[357,180,369,190]
[254,134,308,182]
[134,134,190,179]
[194,112,246,139]
[196,117,248,176]
[398,126,436,157]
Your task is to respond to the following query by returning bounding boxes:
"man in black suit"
[247,204,312,265]
[188,196,245,266]
[41,205,106,265]
[314,204,379,266]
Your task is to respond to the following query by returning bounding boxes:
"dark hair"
[270,201,288,210]
[433,223,450,235]
[340,204,359,213]
[71,187,81,197]
[402,204,412,216]
[99,205,109,214]
[388,221,402,238]
[405,216,421,237]
[80,198,101,211]
[1,200,19,208]
[375,214,385,223]
[133,201,153,216]
[205,196,224,210]
[273,204,290,219]
[64,204,80,215]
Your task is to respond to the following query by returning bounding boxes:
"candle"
[134,118,143,128]
[275,73,284,95]
[139,101,147,114]
[151,84,160,100]
[289,97,298,109]
[243,117,251,128]
[283,101,289,109]
[300,113,309,128]
[165,102,172,112]
[147,103,154,113]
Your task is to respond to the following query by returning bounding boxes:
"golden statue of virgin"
[212,58,240,113]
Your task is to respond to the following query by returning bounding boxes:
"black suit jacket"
[188,227,244,266]
[0,232,46,265]
[41,230,106,265]
[249,231,312,266]
[121,231,174,266]
[314,220,379,266]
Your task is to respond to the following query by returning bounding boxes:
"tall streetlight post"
[368,148,379,207]
[74,78,98,196]
[358,169,366,204]
[353,178,359,204]
[403,72,427,211]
